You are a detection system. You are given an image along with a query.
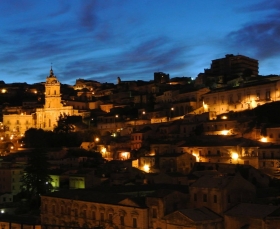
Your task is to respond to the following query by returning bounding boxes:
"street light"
[142,111,146,120]
[114,115,118,133]
[231,152,239,160]
[170,107,174,120]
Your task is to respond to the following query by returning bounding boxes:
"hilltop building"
[195,54,259,88]
[154,72,170,84]
[3,68,76,137]
[204,54,259,84]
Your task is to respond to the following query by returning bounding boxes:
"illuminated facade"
[3,68,74,136]
[203,79,280,119]
[41,190,148,229]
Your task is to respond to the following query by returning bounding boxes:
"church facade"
[3,68,74,137]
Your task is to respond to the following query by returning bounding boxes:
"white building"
[3,68,75,136]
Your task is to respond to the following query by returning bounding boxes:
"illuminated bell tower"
[44,67,62,109]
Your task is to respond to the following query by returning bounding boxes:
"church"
[3,68,75,137]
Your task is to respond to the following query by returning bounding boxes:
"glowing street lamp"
[221,130,229,135]
[231,152,239,160]
[143,164,150,173]
[101,147,107,154]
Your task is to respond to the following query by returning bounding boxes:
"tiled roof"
[190,175,234,189]
[166,207,222,222]
[225,203,279,218]
[42,189,146,208]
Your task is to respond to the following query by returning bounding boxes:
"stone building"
[204,54,259,83]
[202,78,280,118]
[224,203,280,229]
[163,207,224,229]
[3,68,75,137]
[189,174,256,215]
[41,189,148,229]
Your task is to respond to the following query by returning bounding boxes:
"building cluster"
[0,54,280,228]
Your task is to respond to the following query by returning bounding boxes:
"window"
[152,208,157,218]
[52,205,55,214]
[214,195,217,203]
[229,94,233,103]
[108,213,113,222]
[92,211,96,220]
[237,93,241,102]
[61,206,64,214]
[203,194,207,202]
[100,212,104,222]
[227,195,231,203]
[74,209,78,217]
[266,91,271,100]
[194,193,197,201]
[120,215,124,226]
[133,218,137,228]
[83,209,87,218]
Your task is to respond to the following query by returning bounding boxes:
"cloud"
[47,2,71,17]
[225,2,280,60]
[239,1,280,12]
[55,35,192,84]
[79,2,99,30]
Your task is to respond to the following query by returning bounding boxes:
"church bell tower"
[44,67,62,109]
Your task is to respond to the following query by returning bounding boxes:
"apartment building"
[0,163,24,197]
[224,203,280,229]
[258,145,280,176]
[189,174,256,214]
[163,207,224,229]
[203,78,280,118]
[204,54,259,83]
[41,190,149,229]
[130,127,153,150]
[179,136,259,168]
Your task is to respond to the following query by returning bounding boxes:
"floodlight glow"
[231,153,239,160]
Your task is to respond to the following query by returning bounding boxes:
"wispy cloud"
[226,1,280,60]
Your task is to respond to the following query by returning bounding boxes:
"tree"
[53,114,75,134]
[20,148,53,209]
[23,128,52,148]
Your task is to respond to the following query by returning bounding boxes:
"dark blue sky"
[1,0,280,85]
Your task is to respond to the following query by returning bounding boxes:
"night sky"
[1,0,280,85]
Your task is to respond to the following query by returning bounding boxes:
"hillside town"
[1,54,280,229]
